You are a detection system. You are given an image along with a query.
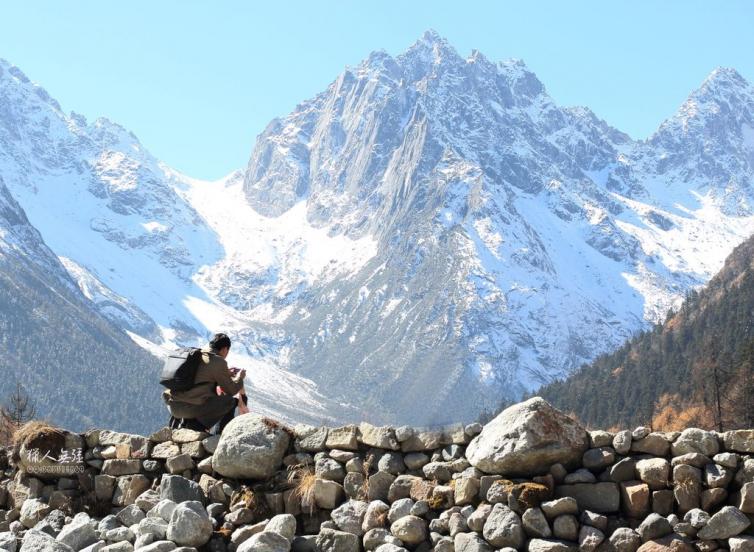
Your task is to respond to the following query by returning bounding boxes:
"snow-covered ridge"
[1,33,754,425]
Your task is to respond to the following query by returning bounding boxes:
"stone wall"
[0,397,752,552]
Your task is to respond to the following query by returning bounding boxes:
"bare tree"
[0,382,37,444]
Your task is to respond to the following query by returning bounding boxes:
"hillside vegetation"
[539,234,754,431]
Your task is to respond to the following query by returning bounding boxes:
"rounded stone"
[467,397,588,476]
[212,415,291,479]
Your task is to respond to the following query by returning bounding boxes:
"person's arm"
[213,359,245,396]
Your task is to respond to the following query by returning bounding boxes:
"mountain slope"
[0,175,164,433]
[236,32,754,423]
[0,58,360,425]
[539,232,754,430]
[2,33,754,425]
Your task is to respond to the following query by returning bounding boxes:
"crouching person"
[163,333,246,434]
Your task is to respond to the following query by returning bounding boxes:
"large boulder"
[213,415,291,479]
[467,397,589,476]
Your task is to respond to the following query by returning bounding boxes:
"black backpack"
[160,347,203,391]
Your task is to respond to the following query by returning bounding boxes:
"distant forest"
[537,235,754,431]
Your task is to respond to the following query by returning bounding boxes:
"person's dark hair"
[209,333,231,352]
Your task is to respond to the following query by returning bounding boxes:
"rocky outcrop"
[0,398,752,552]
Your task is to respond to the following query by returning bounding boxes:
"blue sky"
[1,1,753,180]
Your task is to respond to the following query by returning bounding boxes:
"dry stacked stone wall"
[0,398,752,552]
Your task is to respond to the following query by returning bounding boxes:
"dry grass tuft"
[262,417,294,437]
[11,420,65,464]
[289,466,317,515]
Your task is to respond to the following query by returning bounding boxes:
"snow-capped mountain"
[0,172,165,433]
[2,32,754,426]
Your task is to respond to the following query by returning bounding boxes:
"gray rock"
[540,498,578,519]
[422,462,452,482]
[377,453,405,476]
[632,427,650,440]
[362,501,389,533]
[635,458,670,490]
[331,501,367,536]
[552,515,578,541]
[237,531,291,552]
[704,462,733,488]
[374,545,406,552]
[367,472,395,502]
[231,521,268,545]
[467,504,492,532]
[522,508,551,538]
[316,458,346,482]
[387,499,414,524]
[316,528,360,552]
[325,426,359,451]
[362,528,392,550]
[19,499,51,529]
[671,428,719,456]
[563,468,596,484]
[580,510,607,531]
[612,431,632,455]
[454,478,479,506]
[730,536,754,552]
[103,527,133,543]
[697,505,751,539]
[739,481,754,513]
[554,482,620,513]
[582,448,615,471]
[636,513,672,542]
[293,425,328,453]
[713,452,739,468]
[359,424,399,451]
[20,531,74,552]
[482,504,524,549]
[135,489,161,512]
[56,516,98,550]
[464,424,483,438]
[672,464,702,514]
[390,515,427,545]
[724,430,754,453]
[100,543,132,552]
[403,453,429,471]
[578,526,604,552]
[314,479,345,510]
[159,475,203,504]
[136,543,176,552]
[166,501,212,548]
[630,433,670,456]
[266,514,297,543]
[394,427,414,443]
[526,539,578,552]
[165,454,194,475]
[136,518,168,540]
[212,415,290,479]
[670,453,710,468]
[150,500,178,523]
[0,532,17,552]
[100,460,141,477]
[116,504,144,527]
[609,458,637,482]
[683,508,709,529]
[454,532,492,552]
[609,527,641,552]
[466,398,588,476]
